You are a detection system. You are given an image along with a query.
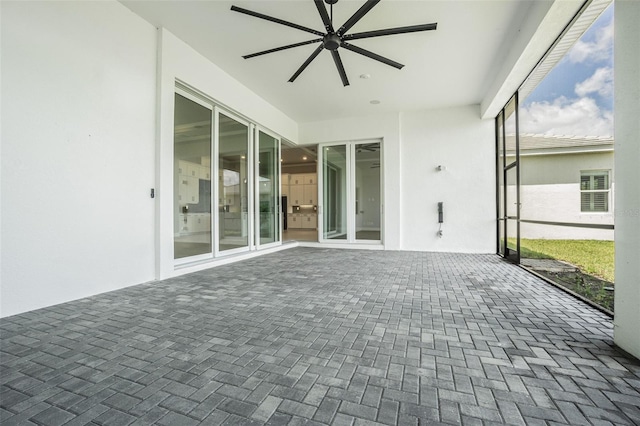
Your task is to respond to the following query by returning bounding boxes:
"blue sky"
[519,5,614,137]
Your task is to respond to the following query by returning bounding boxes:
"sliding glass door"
[256,129,281,246]
[173,86,282,264]
[319,140,382,243]
[217,111,250,254]
[173,92,213,260]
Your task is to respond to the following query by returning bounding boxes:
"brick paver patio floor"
[1,248,639,425]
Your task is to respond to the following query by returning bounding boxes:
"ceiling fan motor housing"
[324,0,339,4]
[323,33,341,50]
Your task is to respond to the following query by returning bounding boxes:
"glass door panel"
[323,145,348,240]
[173,93,212,260]
[257,130,280,245]
[218,112,249,252]
[355,142,381,241]
[506,166,519,259]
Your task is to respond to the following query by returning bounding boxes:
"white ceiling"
[122,0,535,123]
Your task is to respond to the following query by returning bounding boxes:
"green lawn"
[515,239,614,282]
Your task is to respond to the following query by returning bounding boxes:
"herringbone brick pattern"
[1,248,639,425]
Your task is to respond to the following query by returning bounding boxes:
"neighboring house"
[506,134,614,240]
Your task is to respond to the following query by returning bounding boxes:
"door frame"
[317,139,383,244]
[497,93,520,264]
[254,125,282,250]
[214,107,254,258]
[173,87,215,266]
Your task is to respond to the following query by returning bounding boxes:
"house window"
[581,170,610,212]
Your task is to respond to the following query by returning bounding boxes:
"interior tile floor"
[1,248,639,425]
[283,229,318,242]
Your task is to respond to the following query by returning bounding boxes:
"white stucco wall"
[400,106,496,253]
[1,1,157,317]
[613,0,640,360]
[299,105,496,253]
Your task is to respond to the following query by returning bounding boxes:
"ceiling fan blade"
[313,0,334,33]
[331,50,350,87]
[337,0,381,36]
[231,5,324,37]
[341,42,404,69]
[345,23,437,41]
[243,39,322,59]
[289,44,324,83]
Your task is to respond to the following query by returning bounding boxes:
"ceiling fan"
[230,0,437,87]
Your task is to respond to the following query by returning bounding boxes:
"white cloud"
[520,96,613,137]
[575,67,613,98]
[568,20,613,64]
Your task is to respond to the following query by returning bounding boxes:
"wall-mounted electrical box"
[438,202,444,223]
